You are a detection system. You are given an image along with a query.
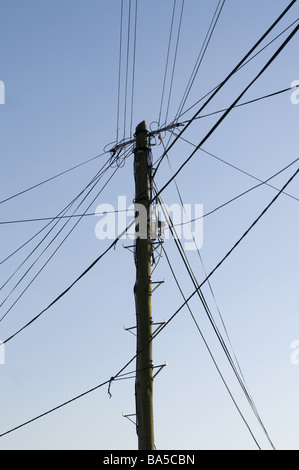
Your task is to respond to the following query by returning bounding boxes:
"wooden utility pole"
[134,120,154,450]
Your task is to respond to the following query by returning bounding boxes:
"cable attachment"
[108,376,115,399]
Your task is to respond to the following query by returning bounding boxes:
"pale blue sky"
[0,0,298,450]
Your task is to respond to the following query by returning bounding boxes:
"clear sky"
[0,0,298,450]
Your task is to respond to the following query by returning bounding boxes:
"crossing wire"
[0,144,131,268]
[0,167,107,293]
[155,185,275,450]
[158,0,177,126]
[179,84,299,123]
[174,16,299,122]
[0,158,114,267]
[1,1,298,446]
[159,135,248,385]
[151,167,299,344]
[1,166,298,444]
[2,14,298,347]
[130,0,138,138]
[116,0,124,143]
[174,0,226,122]
[123,0,132,143]
[0,164,121,324]
[174,156,299,227]
[153,23,299,196]
[164,0,185,125]
[168,130,299,205]
[0,147,129,323]
[0,150,110,206]
[161,244,262,450]
[152,0,298,179]
[0,209,134,225]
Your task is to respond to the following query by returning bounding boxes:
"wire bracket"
[122,412,137,426]
[153,361,167,380]
[124,325,137,337]
[152,320,167,336]
[150,278,166,294]
[122,244,135,254]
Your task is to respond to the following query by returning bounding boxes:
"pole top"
[135,121,148,136]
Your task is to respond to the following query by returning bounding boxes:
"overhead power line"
[116,0,124,143]
[123,0,132,143]
[174,0,226,121]
[152,0,298,178]
[170,130,299,202]
[152,167,299,342]
[153,23,299,198]
[1,166,297,442]
[174,16,299,122]
[168,130,299,206]
[164,0,185,125]
[0,156,115,267]
[130,0,138,138]
[0,150,110,206]
[161,244,262,450]
[174,158,299,227]
[2,16,298,347]
[179,85,299,123]
[158,0,177,126]
[0,209,134,226]
[160,135,253,385]
[155,184,275,450]
[0,165,120,324]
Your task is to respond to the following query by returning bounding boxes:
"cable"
[0,149,126,319]
[155,184,275,449]
[180,85,299,123]
[158,0,177,126]
[0,151,116,271]
[130,0,138,138]
[0,159,113,267]
[0,359,163,440]
[153,23,299,198]
[0,150,109,206]
[123,0,132,143]
[1,205,136,344]
[0,209,134,225]
[2,15,298,346]
[152,167,299,345]
[164,0,185,125]
[1,13,298,445]
[1,166,297,444]
[0,168,106,291]
[169,130,299,204]
[116,0,124,143]
[161,244,262,450]
[175,17,299,122]
[159,135,247,384]
[152,1,298,179]
[171,155,299,229]
[0,164,120,323]
[175,0,226,121]
[3,23,298,344]
[0,378,111,439]
[0,146,129,268]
